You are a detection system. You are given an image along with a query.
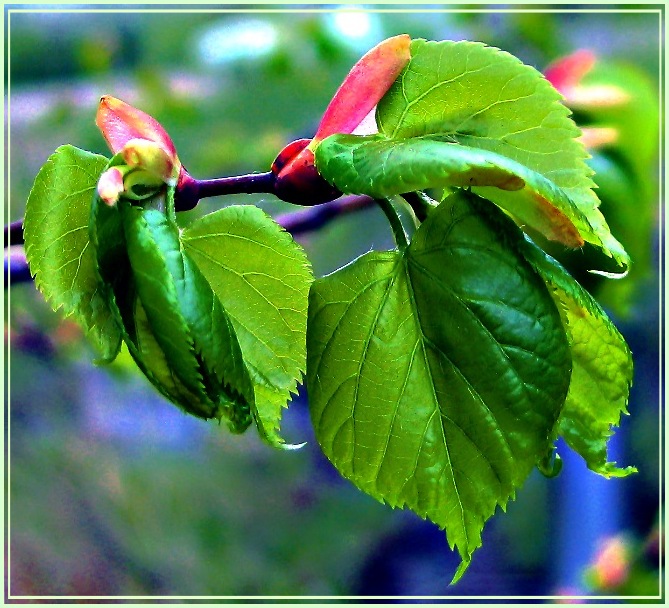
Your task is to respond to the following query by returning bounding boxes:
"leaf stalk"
[376,197,409,251]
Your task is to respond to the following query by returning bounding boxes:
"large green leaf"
[519,237,635,478]
[182,205,313,447]
[307,190,572,579]
[373,38,628,267]
[121,202,254,430]
[315,133,588,247]
[23,144,121,361]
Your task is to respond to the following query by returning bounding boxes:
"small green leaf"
[23,145,121,361]
[520,237,636,477]
[375,38,629,268]
[121,202,253,430]
[182,205,313,447]
[307,189,571,577]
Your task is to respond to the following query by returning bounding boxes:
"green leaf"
[307,189,571,578]
[23,144,121,361]
[315,133,588,248]
[121,202,254,430]
[182,205,313,447]
[519,237,636,478]
[375,38,628,267]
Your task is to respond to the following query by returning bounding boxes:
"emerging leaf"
[120,201,255,428]
[307,189,572,579]
[182,205,313,447]
[24,145,121,361]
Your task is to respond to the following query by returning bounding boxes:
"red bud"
[270,35,411,205]
[271,139,341,205]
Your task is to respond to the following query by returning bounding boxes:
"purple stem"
[4,195,375,287]
[174,171,276,211]
[5,219,24,247]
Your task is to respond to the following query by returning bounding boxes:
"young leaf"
[519,237,635,477]
[307,189,571,579]
[373,39,628,268]
[23,145,121,361]
[181,205,313,447]
[121,202,254,430]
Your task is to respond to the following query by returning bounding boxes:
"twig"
[4,194,376,287]
[275,194,374,234]
[4,219,24,246]
[174,171,277,211]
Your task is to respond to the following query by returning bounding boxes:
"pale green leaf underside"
[315,133,589,248]
[375,38,628,268]
[307,190,571,578]
[520,239,635,477]
[182,205,313,447]
[23,145,120,361]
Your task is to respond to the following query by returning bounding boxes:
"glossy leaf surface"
[182,205,313,447]
[23,145,121,361]
[307,190,572,579]
[381,38,628,266]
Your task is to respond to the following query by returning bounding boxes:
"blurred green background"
[6,6,662,599]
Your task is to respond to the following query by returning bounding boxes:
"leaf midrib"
[398,254,468,544]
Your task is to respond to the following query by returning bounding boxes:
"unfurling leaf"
[120,201,254,429]
[90,187,313,444]
[307,189,572,580]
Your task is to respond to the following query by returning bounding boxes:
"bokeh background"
[5,6,662,599]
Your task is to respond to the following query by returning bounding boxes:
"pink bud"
[544,50,596,93]
[97,167,125,206]
[270,35,412,206]
[544,50,630,111]
[96,95,179,166]
[312,34,411,144]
